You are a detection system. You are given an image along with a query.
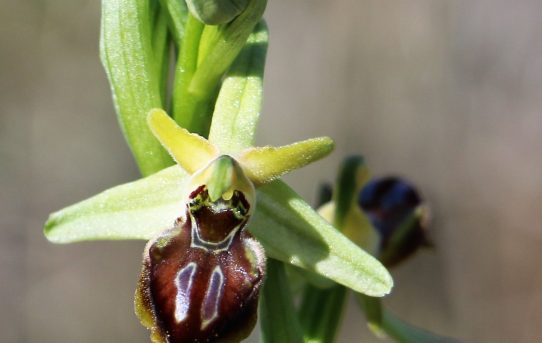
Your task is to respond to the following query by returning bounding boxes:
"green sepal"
[44,174,392,296]
[259,259,305,343]
[44,166,188,243]
[252,180,393,296]
[208,21,268,154]
[100,0,173,176]
[286,264,335,290]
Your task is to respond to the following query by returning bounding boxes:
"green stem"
[356,293,383,329]
[298,284,347,343]
[190,0,267,96]
[172,0,267,137]
[297,157,368,342]
[158,0,188,46]
[260,259,305,343]
[172,13,211,135]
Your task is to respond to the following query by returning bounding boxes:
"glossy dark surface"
[358,177,429,267]
[136,187,265,342]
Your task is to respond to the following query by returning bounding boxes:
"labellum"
[136,156,266,343]
[358,177,431,267]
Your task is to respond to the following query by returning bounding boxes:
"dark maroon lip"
[136,184,265,343]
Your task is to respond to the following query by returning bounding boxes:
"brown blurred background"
[2,0,542,342]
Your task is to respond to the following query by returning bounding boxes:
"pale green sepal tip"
[44,165,188,243]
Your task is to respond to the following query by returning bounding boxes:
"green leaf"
[355,295,460,343]
[298,284,347,343]
[259,259,305,343]
[238,137,335,186]
[251,180,393,297]
[208,21,268,154]
[151,5,170,105]
[381,310,461,343]
[100,0,173,176]
[44,166,188,243]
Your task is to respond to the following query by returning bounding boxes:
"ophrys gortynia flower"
[44,108,394,342]
[135,109,333,342]
[136,156,264,342]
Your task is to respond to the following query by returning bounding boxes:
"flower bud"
[135,156,265,342]
[358,177,430,267]
[187,0,250,25]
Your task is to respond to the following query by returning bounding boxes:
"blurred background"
[2,0,542,342]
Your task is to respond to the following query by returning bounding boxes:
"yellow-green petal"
[237,137,335,186]
[147,108,219,173]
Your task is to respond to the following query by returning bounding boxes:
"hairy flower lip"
[135,160,265,342]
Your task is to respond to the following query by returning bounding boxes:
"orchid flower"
[44,1,394,342]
